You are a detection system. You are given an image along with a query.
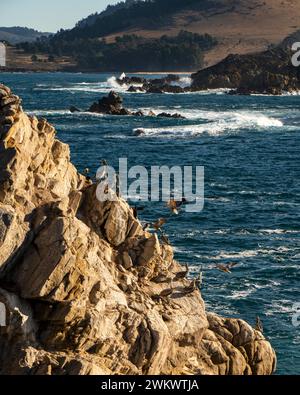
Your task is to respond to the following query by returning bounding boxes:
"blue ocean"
[1,72,299,375]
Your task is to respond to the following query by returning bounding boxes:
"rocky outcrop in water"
[0,84,276,375]
[86,91,185,119]
[191,48,300,95]
[116,75,189,94]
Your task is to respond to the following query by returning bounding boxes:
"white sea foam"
[28,109,104,118]
[170,76,192,88]
[228,289,255,299]
[259,229,299,235]
[134,109,283,137]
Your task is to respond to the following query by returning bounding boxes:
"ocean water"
[1,72,300,375]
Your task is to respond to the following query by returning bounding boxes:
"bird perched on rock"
[182,274,202,295]
[182,279,197,295]
[142,223,150,232]
[159,281,174,298]
[198,266,203,289]
[153,218,166,231]
[159,230,171,246]
[96,159,108,181]
[167,198,187,215]
[83,168,91,181]
[116,173,120,197]
[175,263,189,280]
[132,206,145,219]
[216,262,238,274]
[255,316,264,333]
[151,274,171,284]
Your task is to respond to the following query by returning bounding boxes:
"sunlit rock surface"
[0,84,276,375]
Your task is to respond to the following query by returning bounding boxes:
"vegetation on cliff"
[18,30,217,72]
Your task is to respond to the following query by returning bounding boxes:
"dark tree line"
[18,31,217,71]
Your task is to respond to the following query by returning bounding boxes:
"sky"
[0,0,120,32]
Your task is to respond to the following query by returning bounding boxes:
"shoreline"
[0,68,194,75]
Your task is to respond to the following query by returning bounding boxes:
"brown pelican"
[216,262,238,274]
[255,316,264,333]
[83,168,91,181]
[182,279,197,295]
[116,173,120,197]
[143,223,150,232]
[132,206,145,219]
[159,230,171,246]
[160,281,174,298]
[167,198,187,215]
[151,274,171,284]
[175,263,189,280]
[96,159,108,181]
[153,218,166,231]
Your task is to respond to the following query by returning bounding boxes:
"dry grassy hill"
[104,0,300,66]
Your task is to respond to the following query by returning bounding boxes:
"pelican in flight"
[167,198,187,215]
[216,262,238,274]
[153,218,166,231]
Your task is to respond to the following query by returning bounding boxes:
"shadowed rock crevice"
[0,84,276,375]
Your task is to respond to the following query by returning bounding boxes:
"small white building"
[0,42,6,67]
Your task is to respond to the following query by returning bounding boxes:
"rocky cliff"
[0,84,276,375]
[191,48,300,95]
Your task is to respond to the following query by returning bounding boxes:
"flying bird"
[167,198,187,215]
[153,218,166,231]
[216,262,239,274]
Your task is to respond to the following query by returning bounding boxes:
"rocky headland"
[0,84,276,375]
[191,48,300,95]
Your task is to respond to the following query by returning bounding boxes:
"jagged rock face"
[0,84,276,375]
[191,48,300,95]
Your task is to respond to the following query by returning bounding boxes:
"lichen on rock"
[0,84,276,375]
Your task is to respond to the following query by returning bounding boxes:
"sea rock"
[133,129,145,137]
[0,85,276,375]
[191,48,300,95]
[157,112,185,119]
[88,91,125,115]
[127,86,145,93]
[69,106,81,113]
[85,92,184,119]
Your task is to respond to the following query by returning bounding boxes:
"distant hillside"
[6,0,300,72]
[52,0,300,67]
[0,27,51,44]
[18,30,217,72]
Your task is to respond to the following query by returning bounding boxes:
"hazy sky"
[0,0,120,32]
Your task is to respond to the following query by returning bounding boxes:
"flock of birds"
[83,161,264,333]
